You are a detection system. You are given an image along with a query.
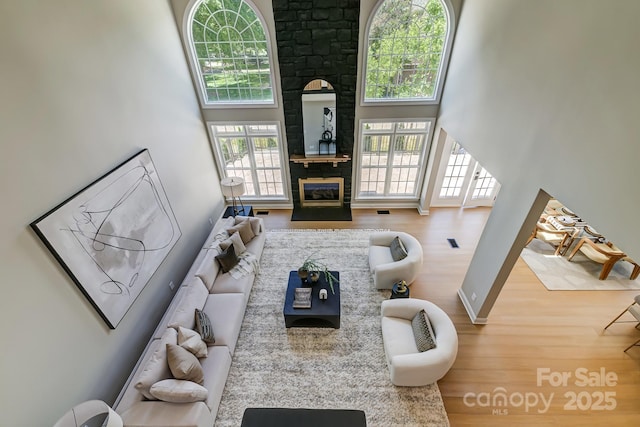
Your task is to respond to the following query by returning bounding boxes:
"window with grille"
[364,0,450,103]
[357,120,431,198]
[186,0,274,106]
[209,123,287,199]
[439,141,471,198]
[470,167,497,200]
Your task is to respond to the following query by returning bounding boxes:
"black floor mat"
[291,206,352,221]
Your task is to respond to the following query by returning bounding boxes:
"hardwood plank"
[256,207,640,425]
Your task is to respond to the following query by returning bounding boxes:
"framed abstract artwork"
[31,149,181,328]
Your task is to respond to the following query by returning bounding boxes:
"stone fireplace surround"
[272,0,359,209]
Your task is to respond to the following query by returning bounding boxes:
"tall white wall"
[438,0,640,321]
[0,1,224,425]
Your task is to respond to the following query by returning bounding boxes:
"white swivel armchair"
[368,231,423,290]
[381,298,458,386]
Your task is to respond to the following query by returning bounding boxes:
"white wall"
[0,1,224,425]
[437,0,640,321]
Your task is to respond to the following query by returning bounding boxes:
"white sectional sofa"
[114,214,266,427]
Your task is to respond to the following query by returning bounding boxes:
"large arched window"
[185,0,275,106]
[363,0,452,103]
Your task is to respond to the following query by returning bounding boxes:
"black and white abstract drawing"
[31,149,181,328]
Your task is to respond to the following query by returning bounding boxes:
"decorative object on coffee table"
[391,280,410,299]
[293,287,312,308]
[298,254,339,293]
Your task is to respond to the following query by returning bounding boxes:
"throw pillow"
[411,309,437,352]
[166,343,205,385]
[178,326,208,358]
[195,308,215,345]
[227,218,255,244]
[215,243,239,273]
[134,328,178,400]
[149,379,208,403]
[234,215,261,235]
[219,231,246,256]
[389,236,408,262]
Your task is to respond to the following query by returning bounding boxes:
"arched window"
[185,0,275,106]
[363,0,452,103]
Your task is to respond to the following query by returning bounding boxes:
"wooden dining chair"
[567,237,626,280]
[525,222,574,256]
[603,295,640,352]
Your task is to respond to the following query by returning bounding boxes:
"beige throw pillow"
[149,379,208,403]
[178,326,208,358]
[227,218,255,244]
[234,215,261,235]
[219,231,246,256]
[166,344,205,385]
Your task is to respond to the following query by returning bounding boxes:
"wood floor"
[257,207,640,426]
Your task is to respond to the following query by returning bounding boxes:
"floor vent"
[377,210,390,215]
[256,211,269,215]
[447,238,459,248]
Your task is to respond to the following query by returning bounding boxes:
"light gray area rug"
[521,239,640,290]
[215,229,450,427]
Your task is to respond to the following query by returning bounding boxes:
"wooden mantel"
[290,154,351,168]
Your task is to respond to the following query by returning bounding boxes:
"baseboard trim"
[457,288,488,324]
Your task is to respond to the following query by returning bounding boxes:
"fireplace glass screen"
[299,178,344,207]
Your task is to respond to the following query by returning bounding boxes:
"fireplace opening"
[299,177,344,207]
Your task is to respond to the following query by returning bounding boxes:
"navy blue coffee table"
[283,270,340,328]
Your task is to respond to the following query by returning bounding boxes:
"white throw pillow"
[149,379,208,403]
[178,326,208,358]
[219,231,246,256]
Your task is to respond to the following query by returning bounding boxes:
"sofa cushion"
[167,277,209,331]
[167,344,205,385]
[178,326,208,358]
[195,253,220,292]
[235,215,262,236]
[219,231,246,256]
[381,316,419,360]
[215,244,239,273]
[149,379,208,403]
[210,271,254,296]
[200,346,232,413]
[201,293,246,354]
[390,236,408,261]
[411,309,437,352]
[195,308,215,344]
[227,218,255,244]
[368,245,395,272]
[134,328,178,400]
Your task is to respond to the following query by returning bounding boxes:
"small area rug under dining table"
[214,229,450,427]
